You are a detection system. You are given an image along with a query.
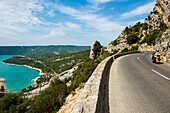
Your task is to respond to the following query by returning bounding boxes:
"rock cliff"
[155,28,170,62]
[155,0,170,26]
[89,41,102,60]
[107,0,170,62]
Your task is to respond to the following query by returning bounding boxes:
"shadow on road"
[153,62,164,65]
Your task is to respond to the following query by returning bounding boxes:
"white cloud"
[65,22,81,29]
[55,5,123,33]
[0,29,18,40]
[0,0,46,35]
[40,28,66,39]
[121,1,155,19]
[87,0,128,5]
[0,0,44,26]
[110,7,114,10]
[47,10,55,17]
[53,4,124,46]
[87,0,114,4]
[55,5,81,17]
[0,0,64,41]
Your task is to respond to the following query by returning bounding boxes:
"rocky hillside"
[107,0,170,62]
[155,0,170,26]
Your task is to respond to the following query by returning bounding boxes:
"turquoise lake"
[0,56,40,92]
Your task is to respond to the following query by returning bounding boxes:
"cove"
[0,56,40,92]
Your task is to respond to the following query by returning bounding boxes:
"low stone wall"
[65,52,140,113]
[95,56,113,113]
[71,56,113,113]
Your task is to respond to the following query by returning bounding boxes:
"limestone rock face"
[155,28,170,62]
[155,0,170,26]
[107,0,169,56]
[89,41,102,60]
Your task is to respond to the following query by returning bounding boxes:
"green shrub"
[135,22,141,26]
[70,58,99,91]
[153,10,159,14]
[148,15,151,20]
[134,27,139,32]
[0,93,24,112]
[127,34,140,45]
[157,32,163,38]
[28,78,67,113]
[159,22,167,32]
[142,23,148,30]
[110,40,118,46]
[0,86,4,92]
[121,48,128,53]
[141,30,159,45]
[111,49,118,54]
[149,25,152,29]
[97,50,111,62]
[133,22,142,32]
[130,45,139,52]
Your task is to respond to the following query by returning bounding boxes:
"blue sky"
[0,0,156,46]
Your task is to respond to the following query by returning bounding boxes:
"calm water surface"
[0,56,40,92]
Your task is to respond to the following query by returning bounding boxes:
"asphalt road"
[109,52,170,113]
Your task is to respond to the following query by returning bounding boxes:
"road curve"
[109,52,170,113]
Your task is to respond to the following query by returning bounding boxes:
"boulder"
[89,41,102,60]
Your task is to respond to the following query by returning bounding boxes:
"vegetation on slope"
[109,21,168,53]
[126,33,140,45]
[0,49,111,113]
[3,50,90,74]
[121,45,139,53]
[110,40,119,46]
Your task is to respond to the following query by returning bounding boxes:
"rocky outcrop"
[155,28,170,62]
[138,44,154,51]
[89,41,102,60]
[144,12,162,31]
[107,27,130,52]
[107,0,169,62]
[154,0,170,26]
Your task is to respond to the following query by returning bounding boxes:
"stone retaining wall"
[71,56,113,113]
[69,52,141,113]
[95,56,113,113]
[71,52,141,113]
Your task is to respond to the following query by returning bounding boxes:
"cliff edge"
[107,0,170,62]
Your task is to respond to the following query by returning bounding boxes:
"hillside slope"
[108,0,170,62]
[0,45,90,56]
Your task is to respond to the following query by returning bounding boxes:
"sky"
[0,0,156,46]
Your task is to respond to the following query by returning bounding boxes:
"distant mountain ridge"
[0,45,91,56]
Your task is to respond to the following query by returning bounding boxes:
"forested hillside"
[0,45,90,56]
[3,50,90,74]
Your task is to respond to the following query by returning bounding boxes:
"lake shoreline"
[1,61,45,83]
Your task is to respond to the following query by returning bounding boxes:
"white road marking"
[151,69,170,81]
[137,57,139,60]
